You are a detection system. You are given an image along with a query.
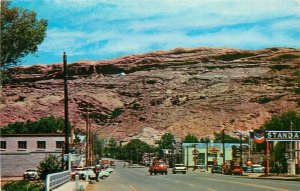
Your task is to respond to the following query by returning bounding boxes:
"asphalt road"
[87,163,300,191]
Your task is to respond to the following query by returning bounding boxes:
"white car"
[23,169,39,180]
[252,164,265,173]
[80,167,110,180]
[99,169,110,180]
[172,164,187,174]
[79,167,96,180]
[106,167,114,173]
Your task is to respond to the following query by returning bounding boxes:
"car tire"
[173,172,176,174]
[183,172,186,174]
[154,170,157,175]
[165,172,167,175]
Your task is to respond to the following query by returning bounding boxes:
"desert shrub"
[110,108,124,119]
[146,79,157,84]
[2,180,43,191]
[257,95,283,104]
[242,78,259,85]
[213,52,255,61]
[270,54,299,61]
[269,64,290,70]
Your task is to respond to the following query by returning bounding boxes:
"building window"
[18,141,27,149]
[37,141,46,149]
[0,141,6,149]
[56,141,64,149]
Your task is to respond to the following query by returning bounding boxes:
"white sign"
[266,131,300,141]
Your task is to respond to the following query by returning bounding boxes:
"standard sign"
[266,131,300,141]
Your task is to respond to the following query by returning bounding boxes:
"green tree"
[124,139,150,163]
[183,133,198,143]
[262,111,300,131]
[199,137,210,143]
[0,0,47,69]
[37,154,61,180]
[159,133,175,149]
[108,138,117,158]
[0,116,65,134]
[93,135,104,160]
[213,132,242,143]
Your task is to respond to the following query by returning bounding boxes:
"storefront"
[182,143,249,169]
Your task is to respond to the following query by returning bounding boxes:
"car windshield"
[252,165,262,168]
[175,164,184,167]
[26,169,37,172]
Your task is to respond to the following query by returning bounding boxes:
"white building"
[0,134,65,177]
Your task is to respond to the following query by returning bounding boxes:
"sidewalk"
[52,180,89,191]
[244,173,300,181]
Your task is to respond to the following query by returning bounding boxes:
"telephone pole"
[63,52,70,169]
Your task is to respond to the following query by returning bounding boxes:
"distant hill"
[1,47,299,144]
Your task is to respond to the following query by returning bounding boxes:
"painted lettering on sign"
[266,131,300,141]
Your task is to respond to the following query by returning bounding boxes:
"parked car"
[70,167,84,180]
[78,167,96,180]
[23,169,39,180]
[80,167,110,180]
[172,164,187,174]
[149,160,168,175]
[252,164,265,173]
[99,169,110,180]
[211,165,222,173]
[221,162,243,175]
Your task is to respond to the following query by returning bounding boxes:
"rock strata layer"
[1,47,299,144]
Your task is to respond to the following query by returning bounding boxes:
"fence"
[45,170,70,191]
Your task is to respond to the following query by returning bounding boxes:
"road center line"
[129,184,137,191]
[199,177,289,191]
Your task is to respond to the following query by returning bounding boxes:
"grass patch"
[257,95,284,104]
[2,180,44,191]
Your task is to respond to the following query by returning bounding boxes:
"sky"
[11,0,300,66]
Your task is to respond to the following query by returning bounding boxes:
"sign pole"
[266,141,269,176]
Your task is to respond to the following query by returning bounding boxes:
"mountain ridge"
[1,47,299,144]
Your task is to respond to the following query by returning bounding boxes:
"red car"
[149,160,168,175]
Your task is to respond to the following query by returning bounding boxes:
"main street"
[87,162,299,191]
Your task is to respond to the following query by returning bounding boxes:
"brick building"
[0,134,65,177]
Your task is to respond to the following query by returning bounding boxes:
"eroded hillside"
[1,47,299,143]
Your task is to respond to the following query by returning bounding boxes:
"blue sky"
[11,0,300,65]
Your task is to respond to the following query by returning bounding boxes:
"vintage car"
[79,166,110,180]
[252,164,265,173]
[211,165,222,173]
[172,164,187,174]
[23,169,39,180]
[149,160,168,175]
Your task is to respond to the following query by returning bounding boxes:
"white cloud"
[14,0,300,64]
